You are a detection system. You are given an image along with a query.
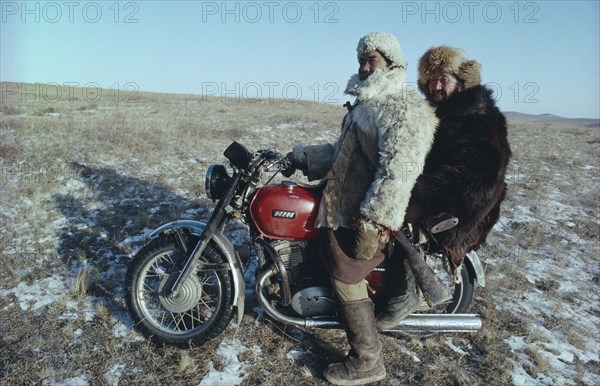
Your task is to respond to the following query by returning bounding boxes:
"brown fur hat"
[417,46,481,96]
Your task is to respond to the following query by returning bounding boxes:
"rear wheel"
[421,253,474,314]
[125,234,234,347]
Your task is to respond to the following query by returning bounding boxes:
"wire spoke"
[135,244,227,336]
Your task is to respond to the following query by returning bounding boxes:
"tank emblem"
[272,209,296,219]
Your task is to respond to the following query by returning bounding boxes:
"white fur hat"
[356,32,405,69]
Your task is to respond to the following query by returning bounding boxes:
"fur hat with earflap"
[417,45,481,96]
[345,32,408,100]
[357,32,406,70]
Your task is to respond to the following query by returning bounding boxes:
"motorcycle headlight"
[205,164,231,200]
[224,141,253,169]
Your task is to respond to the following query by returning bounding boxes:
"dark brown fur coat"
[408,85,512,266]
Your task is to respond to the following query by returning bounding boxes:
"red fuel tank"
[249,181,320,240]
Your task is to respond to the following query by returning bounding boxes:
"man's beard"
[345,68,405,101]
[431,90,448,104]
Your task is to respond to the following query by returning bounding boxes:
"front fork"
[165,174,242,298]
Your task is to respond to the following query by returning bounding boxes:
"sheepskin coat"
[408,85,512,266]
[294,68,438,231]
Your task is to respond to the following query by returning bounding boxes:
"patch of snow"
[112,322,130,338]
[58,296,98,321]
[118,232,149,257]
[43,375,89,386]
[252,305,264,321]
[286,349,305,361]
[0,274,67,311]
[197,337,259,386]
[444,337,468,356]
[73,328,84,340]
[400,347,421,363]
[275,123,299,130]
[507,358,539,386]
[105,363,127,386]
[56,179,88,195]
[184,207,204,217]
[276,122,319,130]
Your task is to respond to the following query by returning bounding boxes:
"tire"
[424,254,474,314]
[125,234,235,347]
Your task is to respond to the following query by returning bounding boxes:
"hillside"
[504,111,600,128]
[1,84,598,385]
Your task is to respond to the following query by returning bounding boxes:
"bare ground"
[1,84,598,385]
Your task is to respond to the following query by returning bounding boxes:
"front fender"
[465,250,485,287]
[149,220,246,324]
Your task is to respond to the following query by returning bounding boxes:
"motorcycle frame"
[144,146,486,333]
[146,218,484,334]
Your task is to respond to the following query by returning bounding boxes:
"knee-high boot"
[324,299,386,385]
[376,257,420,331]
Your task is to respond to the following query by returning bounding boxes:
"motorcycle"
[125,142,485,348]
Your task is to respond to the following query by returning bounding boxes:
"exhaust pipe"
[256,266,341,328]
[256,267,481,333]
[379,314,481,333]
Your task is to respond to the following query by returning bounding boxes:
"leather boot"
[324,299,386,385]
[376,258,420,331]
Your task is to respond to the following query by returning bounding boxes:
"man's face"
[428,72,463,103]
[358,50,390,80]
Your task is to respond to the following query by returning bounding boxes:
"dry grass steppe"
[1,83,598,385]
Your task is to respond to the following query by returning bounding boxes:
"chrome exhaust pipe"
[256,266,481,332]
[380,314,481,333]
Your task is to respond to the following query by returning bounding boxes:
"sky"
[1,0,599,118]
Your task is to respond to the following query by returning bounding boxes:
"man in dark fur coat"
[376,46,512,330]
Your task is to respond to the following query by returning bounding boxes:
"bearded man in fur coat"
[285,32,438,385]
[376,45,512,330]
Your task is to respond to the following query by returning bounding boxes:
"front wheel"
[125,234,234,347]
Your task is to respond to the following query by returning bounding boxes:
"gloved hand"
[352,218,387,261]
[281,149,308,178]
[281,151,298,177]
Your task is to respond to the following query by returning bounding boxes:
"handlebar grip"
[258,149,283,160]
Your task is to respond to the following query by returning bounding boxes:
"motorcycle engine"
[290,285,337,317]
[269,240,337,317]
[270,240,306,285]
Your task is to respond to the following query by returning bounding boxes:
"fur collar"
[435,85,497,118]
[345,67,407,102]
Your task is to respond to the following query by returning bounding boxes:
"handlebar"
[257,149,292,170]
[258,149,282,160]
